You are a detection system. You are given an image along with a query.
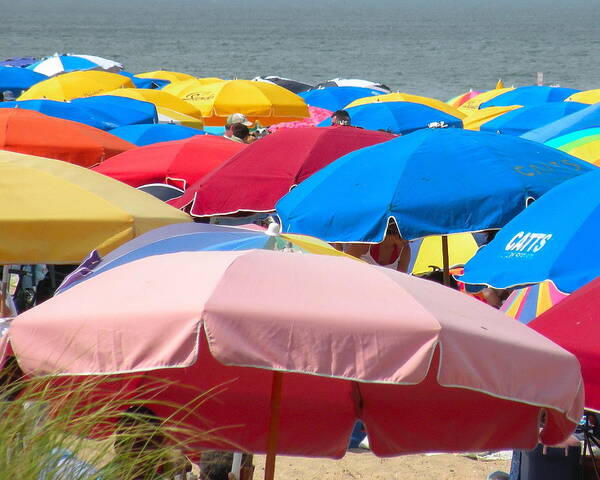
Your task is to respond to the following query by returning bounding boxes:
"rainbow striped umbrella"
[545,128,600,166]
[500,281,568,324]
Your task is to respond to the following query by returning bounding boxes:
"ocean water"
[0,0,598,100]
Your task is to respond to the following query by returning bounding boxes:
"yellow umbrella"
[458,87,515,114]
[0,150,191,264]
[163,79,309,126]
[344,92,466,119]
[135,70,196,82]
[565,89,600,104]
[462,105,521,131]
[411,233,478,276]
[18,71,134,101]
[102,88,204,129]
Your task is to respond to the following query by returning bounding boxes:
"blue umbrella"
[0,57,37,68]
[480,102,588,136]
[109,124,205,146]
[118,71,170,89]
[276,129,594,242]
[521,103,600,143]
[299,86,382,111]
[480,86,580,109]
[317,102,463,134]
[0,66,47,94]
[459,169,600,293]
[0,99,118,130]
[70,95,158,127]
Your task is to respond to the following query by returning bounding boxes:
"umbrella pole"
[442,235,450,287]
[264,371,283,480]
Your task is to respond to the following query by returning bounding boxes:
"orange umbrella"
[0,109,135,167]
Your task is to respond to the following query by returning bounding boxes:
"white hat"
[226,113,253,127]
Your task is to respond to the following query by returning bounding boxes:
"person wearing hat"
[223,113,253,141]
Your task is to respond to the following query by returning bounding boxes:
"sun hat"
[226,113,253,127]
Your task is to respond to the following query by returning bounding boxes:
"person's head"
[231,123,250,143]
[114,405,165,456]
[224,113,253,137]
[331,110,351,126]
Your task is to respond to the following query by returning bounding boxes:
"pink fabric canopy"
[10,250,582,458]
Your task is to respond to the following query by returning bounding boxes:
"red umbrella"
[171,126,394,216]
[529,278,600,412]
[267,106,333,132]
[93,135,246,190]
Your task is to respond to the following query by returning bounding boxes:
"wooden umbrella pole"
[442,235,450,287]
[264,371,283,480]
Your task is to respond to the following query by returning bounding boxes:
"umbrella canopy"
[109,124,204,147]
[545,128,600,166]
[0,150,190,264]
[276,129,594,242]
[93,135,245,190]
[298,86,382,111]
[0,66,47,94]
[458,169,600,293]
[410,234,478,275]
[27,53,123,76]
[163,79,309,126]
[500,281,568,324]
[11,249,582,461]
[137,183,184,202]
[0,99,117,130]
[564,89,600,104]
[18,71,134,102]
[317,102,463,134]
[268,106,333,132]
[70,95,158,127]
[117,70,169,90]
[479,102,588,136]
[446,90,482,108]
[529,278,600,412]
[463,106,521,131]
[135,70,195,82]
[314,78,391,93]
[458,87,515,114]
[171,127,394,216]
[0,57,37,68]
[522,104,600,143]
[0,108,135,167]
[102,88,204,129]
[479,86,580,109]
[56,223,353,294]
[252,76,313,94]
[345,92,466,119]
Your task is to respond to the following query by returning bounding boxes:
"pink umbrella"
[268,106,333,132]
[10,250,582,479]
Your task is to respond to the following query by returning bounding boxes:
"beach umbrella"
[0,150,190,264]
[345,92,465,119]
[314,77,391,93]
[276,129,592,243]
[135,70,195,83]
[458,87,515,114]
[0,108,135,167]
[267,106,333,132]
[137,183,184,202]
[70,95,158,127]
[529,278,600,412]
[252,76,313,94]
[108,124,204,146]
[479,102,588,136]
[463,106,522,131]
[26,53,123,76]
[0,99,117,130]
[522,104,600,143]
[10,249,582,479]
[565,89,600,104]
[298,86,382,111]
[0,66,47,94]
[56,223,353,294]
[171,127,393,216]
[0,57,37,68]
[446,90,482,108]
[163,79,309,126]
[545,128,600,166]
[500,281,568,324]
[102,88,204,129]
[479,86,580,109]
[117,71,169,89]
[316,102,463,134]
[410,234,478,275]
[93,135,245,190]
[458,169,600,294]
[17,71,134,102]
